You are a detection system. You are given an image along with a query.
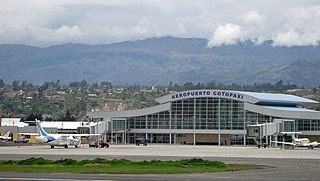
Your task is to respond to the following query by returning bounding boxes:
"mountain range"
[0,37,319,87]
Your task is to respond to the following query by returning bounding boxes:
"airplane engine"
[35,136,48,143]
[35,135,55,143]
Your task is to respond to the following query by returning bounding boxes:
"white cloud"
[273,29,319,47]
[240,11,265,24]
[0,0,319,47]
[207,23,242,47]
[272,5,320,47]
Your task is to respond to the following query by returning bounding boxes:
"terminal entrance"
[126,133,172,144]
[177,133,245,146]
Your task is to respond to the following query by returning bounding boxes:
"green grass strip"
[0,157,257,174]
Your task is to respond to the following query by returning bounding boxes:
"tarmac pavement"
[0,144,319,180]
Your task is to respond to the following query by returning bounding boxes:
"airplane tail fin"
[4,130,10,137]
[36,119,48,136]
[291,134,296,140]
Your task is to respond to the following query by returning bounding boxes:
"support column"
[122,132,125,144]
[243,134,246,146]
[110,121,113,144]
[265,122,268,145]
[124,119,127,145]
[115,133,117,144]
[193,133,196,145]
[169,133,172,144]
[218,98,221,146]
[269,134,272,147]
[274,135,278,148]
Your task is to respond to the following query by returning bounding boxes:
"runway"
[0,144,320,180]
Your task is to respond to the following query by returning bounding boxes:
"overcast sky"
[0,0,319,47]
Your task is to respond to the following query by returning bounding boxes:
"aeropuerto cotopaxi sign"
[171,90,244,100]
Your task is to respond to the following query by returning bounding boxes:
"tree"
[100,81,112,89]
[26,113,36,121]
[59,110,76,121]
[0,79,4,88]
[55,80,61,88]
[44,117,53,121]
[25,113,42,121]
[12,80,20,91]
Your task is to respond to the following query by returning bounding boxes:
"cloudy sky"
[0,0,319,47]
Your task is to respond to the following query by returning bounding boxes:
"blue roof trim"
[264,106,320,113]
[255,101,297,107]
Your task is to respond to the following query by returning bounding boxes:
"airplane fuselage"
[35,135,80,147]
[0,137,11,140]
[0,131,11,140]
[293,138,318,148]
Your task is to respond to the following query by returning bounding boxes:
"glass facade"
[127,111,170,130]
[297,119,320,131]
[245,111,271,125]
[125,97,246,130]
[123,97,320,132]
[245,112,320,131]
[113,120,126,131]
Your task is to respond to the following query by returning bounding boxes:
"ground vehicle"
[14,138,29,143]
[98,140,110,148]
[89,140,110,148]
[135,138,148,146]
[89,141,98,148]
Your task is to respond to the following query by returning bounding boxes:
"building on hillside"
[87,89,320,145]
[0,118,28,127]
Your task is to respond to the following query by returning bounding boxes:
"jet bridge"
[247,119,295,147]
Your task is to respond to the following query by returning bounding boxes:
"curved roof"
[244,103,320,119]
[156,89,318,105]
[238,91,318,105]
[87,103,171,120]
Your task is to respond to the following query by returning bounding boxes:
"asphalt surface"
[0,144,320,180]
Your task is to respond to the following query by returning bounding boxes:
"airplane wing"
[58,133,101,137]
[271,141,296,146]
[19,133,100,137]
[18,133,39,136]
[280,132,303,135]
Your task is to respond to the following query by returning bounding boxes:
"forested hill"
[0,37,320,87]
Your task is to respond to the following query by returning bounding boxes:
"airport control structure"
[87,89,320,145]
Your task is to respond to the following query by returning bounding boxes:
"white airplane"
[272,132,319,149]
[20,120,100,149]
[0,131,11,140]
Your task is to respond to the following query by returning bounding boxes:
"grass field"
[0,157,257,174]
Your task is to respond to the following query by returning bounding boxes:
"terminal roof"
[238,91,318,105]
[156,89,319,105]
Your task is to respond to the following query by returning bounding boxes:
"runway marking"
[0,178,114,181]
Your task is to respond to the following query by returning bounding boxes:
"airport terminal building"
[87,90,320,145]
